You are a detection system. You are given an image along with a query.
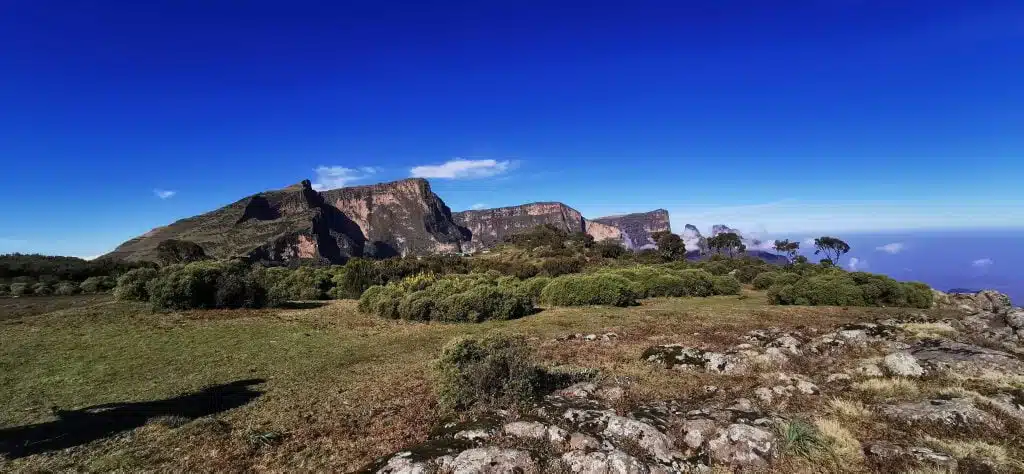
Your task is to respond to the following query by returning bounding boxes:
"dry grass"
[0,292,1005,472]
[813,417,865,468]
[922,435,1022,471]
[825,397,872,421]
[898,322,958,340]
[852,378,920,400]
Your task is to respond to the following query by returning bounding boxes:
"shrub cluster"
[767,271,933,308]
[539,274,638,307]
[433,334,543,411]
[592,266,742,299]
[359,274,535,323]
[144,261,268,310]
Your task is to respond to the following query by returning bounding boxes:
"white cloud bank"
[153,189,176,199]
[410,159,512,179]
[470,203,489,210]
[311,166,376,191]
[846,257,868,271]
[972,258,994,268]
[876,242,905,254]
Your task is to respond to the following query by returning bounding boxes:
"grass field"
[0,292,952,471]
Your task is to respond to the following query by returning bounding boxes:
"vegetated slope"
[104,179,469,264]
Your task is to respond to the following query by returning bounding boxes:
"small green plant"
[779,419,827,459]
[433,334,541,411]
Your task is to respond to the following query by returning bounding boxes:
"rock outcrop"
[105,179,469,264]
[590,210,671,250]
[453,204,670,253]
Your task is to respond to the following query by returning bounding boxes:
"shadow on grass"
[0,378,265,459]
[276,301,331,309]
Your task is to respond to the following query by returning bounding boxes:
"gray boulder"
[882,352,925,377]
[863,441,957,471]
[447,447,539,474]
[880,398,1001,430]
[706,423,776,468]
[603,416,683,464]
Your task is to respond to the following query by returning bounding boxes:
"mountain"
[105,178,468,263]
[453,202,588,254]
[590,210,671,250]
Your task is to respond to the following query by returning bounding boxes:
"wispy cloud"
[410,158,514,179]
[972,258,994,268]
[153,189,176,199]
[876,242,905,254]
[470,203,489,210]
[846,257,868,271]
[311,166,376,191]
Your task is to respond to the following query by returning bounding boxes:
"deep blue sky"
[1,0,1022,257]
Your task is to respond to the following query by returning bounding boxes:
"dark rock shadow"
[0,378,265,459]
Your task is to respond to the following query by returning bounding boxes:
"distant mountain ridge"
[104,178,782,265]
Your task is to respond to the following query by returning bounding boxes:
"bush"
[540,257,585,277]
[357,285,387,313]
[214,273,267,308]
[114,268,159,301]
[678,269,716,297]
[434,285,533,323]
[147,263,222,310]
[540,274,638,307]
[156,239,208,265]
[712,275,742,295]
[397,291,435,321]
[53,281,79,296]
[334,258,378,299]
[769,274,865,307]
[9,282,29,296]
[0,283,9,296]
[593,239,626,259]
[433,334,541,411]
[32,282,52,295]
[268,267,331,302]
[515,276,551,303]
[901,282,934,309]
[753,272,800,290]
[644,274,686,297]
[79,276,116,294]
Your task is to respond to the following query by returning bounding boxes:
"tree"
[773,239,801,262]
[651,231,686,261]
[813,236,850,265]
[155,239,208,266]
[593,239,626,258]
[708,232,745,258]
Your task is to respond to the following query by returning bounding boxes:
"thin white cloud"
[876,242,905,254]
[311,166,376,191]
[803,237,817,246]
[410,158,513,179]
[79,255,101,261]
[154,189,176,199]
[470,203,489,210]
[972,258,994,268]
[846,257,867,271]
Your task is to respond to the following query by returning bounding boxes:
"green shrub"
[147,263,222,310]
[367,284,406,319]
[516,276,551,303]
[433,285,533,323]
[268,267,331,302]
[732,265,765,284]
[901,282,934,309]
[644,274,686,297]
[334,258,378,299]
[53,281,79,296]
[32,282,52,295]
[9,283,29,296]
[114,268,159,301]
[214,273,267,309]
[0,283,9,296]
[397,291,434,321]
[433,334,541,411]
[540,257,585,277]
[678,269,716,297]
[702,261,731,276]
[712,275,742,295]
[769,274,865,306]
[540,274,637,307]
[79,276,116,294]
[752,272,779,290]
[357,285,387,313]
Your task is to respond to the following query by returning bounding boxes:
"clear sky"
[2,0,1022,258]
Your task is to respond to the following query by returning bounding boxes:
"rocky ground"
[368,291,1024,473]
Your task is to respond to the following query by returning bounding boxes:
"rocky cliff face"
[590,210,671,250]
[105,179,468,264]
[453,202,586,253]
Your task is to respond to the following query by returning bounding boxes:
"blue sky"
[1,0,1022,258]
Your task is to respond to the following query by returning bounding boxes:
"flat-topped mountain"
[105,179,468,263]
[590,209,671,250]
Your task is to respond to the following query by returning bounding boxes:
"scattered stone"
[503,421,548,440]
[454,428,492,442]
[679,418,718,451]
[852,360,884,377]
[863,441,958,471]
[446,447,538,473]
[826,373,851,384]
[880,398,1001,429]
[561,450,647,473]
[377,452,431,474]
[883,352,925,377]
[707,423,776,468]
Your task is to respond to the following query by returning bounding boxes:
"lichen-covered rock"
[863,441,958,471]
[910,339,1024,377]
[883,352,925,377]
[602,416,683,464]
[879,398,1001,429]
[503,421,548,440]
[561,450,648,473]
[377,451,432,474]
[706,423,776,468]
[446,447,539,473]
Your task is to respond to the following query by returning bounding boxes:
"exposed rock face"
[453,202,587,253]
[105,179,469,264]
[454,204,670,252]
[590,210,671,250]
